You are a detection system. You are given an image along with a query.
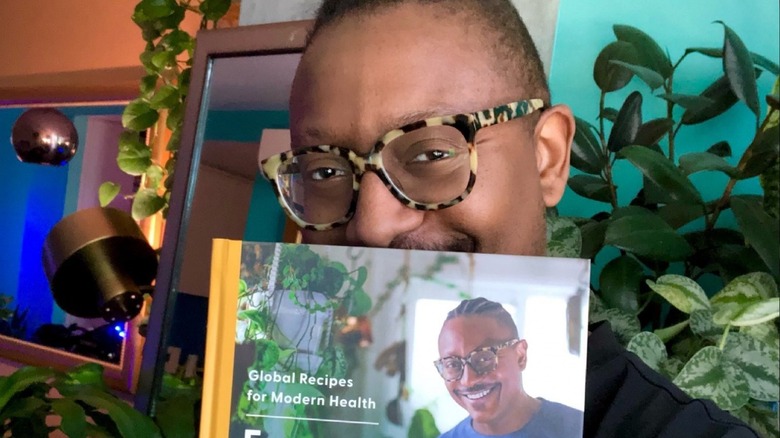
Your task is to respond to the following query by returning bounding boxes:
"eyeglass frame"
[260,98,545,231]
[433,338,521,382]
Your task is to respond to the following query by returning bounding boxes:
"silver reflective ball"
[11,108,79,165]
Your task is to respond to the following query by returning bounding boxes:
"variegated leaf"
[627,331,668,372]
[724,332,780,401]
[711,273,778,325]
[647,275,710,314]
[689,309,724,339]
[730,298,780,326]
[546,215,582,258]
[740,321,780,348]
[654,319,689,342]
[733,403,780,438]
[591,307,641,345]
[673,346,750,411]
[659,357,685,380]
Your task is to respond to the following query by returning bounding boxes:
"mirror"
[136,20,311,413]
[0,103,144,392]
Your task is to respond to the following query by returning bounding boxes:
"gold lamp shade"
[42,207,158,322]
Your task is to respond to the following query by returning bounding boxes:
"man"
[260,0,758,436]
[435,297,581,437]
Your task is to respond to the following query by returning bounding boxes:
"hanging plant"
[99,0,231,220]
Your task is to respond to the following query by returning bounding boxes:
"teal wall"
[550,0,779,220]
[203,109,290,242]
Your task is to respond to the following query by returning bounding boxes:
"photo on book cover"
[208,241,589,438]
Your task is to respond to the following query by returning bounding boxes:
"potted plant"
[547,22,779,436]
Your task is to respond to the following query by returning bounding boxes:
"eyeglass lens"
[438,349,498,381]
[275,125,471,225]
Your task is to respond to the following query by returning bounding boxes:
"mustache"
[454,382,497,395]
[389,234,476,252]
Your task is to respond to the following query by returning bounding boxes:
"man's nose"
[460,363,480,386]
[344,171,424,247]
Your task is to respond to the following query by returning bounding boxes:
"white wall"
[238,0,560,76]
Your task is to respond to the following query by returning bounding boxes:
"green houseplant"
[546,22,778,436]
[234,243,373,437]
[99,0,232,219]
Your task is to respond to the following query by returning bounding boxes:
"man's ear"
[533,104,574,207]
[516,339,529,370]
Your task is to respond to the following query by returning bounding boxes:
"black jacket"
[584,322,760,437]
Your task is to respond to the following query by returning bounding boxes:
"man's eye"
[309,167,346,180]
[411,148,454,162]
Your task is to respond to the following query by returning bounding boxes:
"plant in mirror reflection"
[547,22,779,436]
[98,0,232,220]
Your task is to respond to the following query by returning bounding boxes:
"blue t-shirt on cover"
[439,398,583,438]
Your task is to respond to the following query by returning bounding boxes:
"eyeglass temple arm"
[473,98,545,129]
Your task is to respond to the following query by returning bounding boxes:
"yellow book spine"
[199,238,242,438]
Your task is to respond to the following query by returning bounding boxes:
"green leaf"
[140,49,160,75]
[139,75,158,97]
[580,219,608,259]
[679,152,739,177]
[159,29,193,55]
[51,399,87,438]
[627,331,668,372]
[593,41,639,92]
[740,124,779,179]
[601,107,619,122]
[731,196,780,277]
[154,395,196,438]
[740,321,780,348]
[681,75,740,125]
[98,182,121,207]
[64,363,106,389]
[620,145,703,205]
[599,255,643,313]
[717,22,760,117]
[199,0,232,21]
[690,309,724,338]
[653,319,690,343]
[145,164,165,189]
[118,130,145,152]
[571,117,604,174]
[659,357,685,380]
[605,214,694,261]
[613,24,672,78]
[732,403,780,438]
[634,118,673,147]
[122,99,159,131]
[657,202,705,229]
[166,102,184,131]
[707,141,732,157]
[347,289,372,316]
[646,275,710,314]
[131,189,166,220]
[117,146,152,176]
[729,298,780,326]
[609,61,664,89]
[546,215,582,258]
[686,47,780,76]
[137,0,177,19]
[151,50,176,70]
[590,307,641,345]
[608,91,643,152]
[673,346,750,411]
[0,367,56,412]
[408,408,441,438]
[567,174,612,203]
[148,84,180,110]
[723,332,780,401]
[657,93,715,111]
[60,386,161,438]
[711,272,778,325]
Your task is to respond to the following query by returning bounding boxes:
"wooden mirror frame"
[135,19,312,414]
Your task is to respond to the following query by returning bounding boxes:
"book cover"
[201,240,590,438]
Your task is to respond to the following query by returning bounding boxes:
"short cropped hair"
[446,297,519,338]
[305,0,550,103]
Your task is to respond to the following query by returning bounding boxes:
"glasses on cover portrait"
[433,339,520,382]
[260,98,544,231]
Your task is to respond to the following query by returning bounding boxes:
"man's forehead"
[289,3,514,150]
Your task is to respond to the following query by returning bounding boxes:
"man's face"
[438,315,528,432]
[289,3,572,255]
